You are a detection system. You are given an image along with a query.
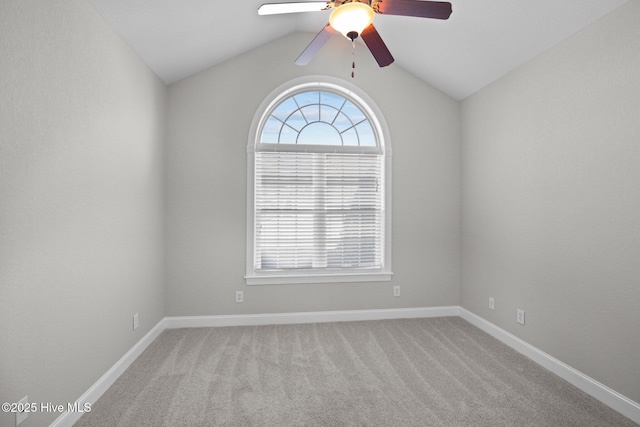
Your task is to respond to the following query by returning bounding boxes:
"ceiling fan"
[258,0,452,68]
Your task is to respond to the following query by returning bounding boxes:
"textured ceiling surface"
[87,0,627,100]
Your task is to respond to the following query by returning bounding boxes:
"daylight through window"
[246,79,392,285]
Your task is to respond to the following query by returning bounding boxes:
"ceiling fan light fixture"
[329,2,375,40]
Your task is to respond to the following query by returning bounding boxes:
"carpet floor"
[75,317,637,426]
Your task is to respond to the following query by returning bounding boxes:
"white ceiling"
[87,0,627,100]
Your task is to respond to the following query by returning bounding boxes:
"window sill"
[245,271,393,285]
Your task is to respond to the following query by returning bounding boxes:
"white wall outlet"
[235,291,244,303]
[393,286,400,297]
[517,309,525,325]
[489,297,495,310]
[133,313,139,330]
[16,395,29,425]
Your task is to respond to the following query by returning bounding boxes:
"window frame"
[246,76,392,285]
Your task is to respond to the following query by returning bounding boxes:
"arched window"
[260,90,378,148]
[246,77,392,284]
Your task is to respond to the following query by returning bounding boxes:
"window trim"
[246,76,392,285]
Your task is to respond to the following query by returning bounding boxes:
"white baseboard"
[459,308,640,425]
[164,306,461,328]
[50,318,166,427]
[54,307,639,426]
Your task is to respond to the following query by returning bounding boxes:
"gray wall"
[0,1,166,426]
[461,1,640,404]
[165,33,461,316]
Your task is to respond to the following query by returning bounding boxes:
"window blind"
[255,151,384,272]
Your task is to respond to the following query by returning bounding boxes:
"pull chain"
[351,40,356,78]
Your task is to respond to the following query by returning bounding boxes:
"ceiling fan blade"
[295,24,336,65]
[361,24,394,67]
[258,1,333,15]
[374,0,452,20]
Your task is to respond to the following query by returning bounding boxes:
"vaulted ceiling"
[87,0,627,100]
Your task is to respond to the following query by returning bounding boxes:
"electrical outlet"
[235,291,244,303]
[16,396,29,425]
[517,309,525,325]
[489,297,495,310]
[393,286,400,297]
[133,313,139,330]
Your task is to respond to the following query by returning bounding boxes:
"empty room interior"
[1,0,639,426]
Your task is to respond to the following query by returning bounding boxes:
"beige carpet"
[75,317,636,426]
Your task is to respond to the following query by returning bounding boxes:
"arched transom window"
[260,90,377,148]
